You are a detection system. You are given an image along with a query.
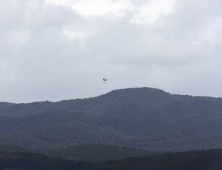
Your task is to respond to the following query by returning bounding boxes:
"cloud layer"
[0,0,222,103]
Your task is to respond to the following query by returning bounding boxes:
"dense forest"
[1,149,222,170]
[0,87,222,151]
[0,144,163,162]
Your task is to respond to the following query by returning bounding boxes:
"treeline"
[0,144,162,162]
[38,145,163,162]
[1,87,222,151]
[1,149,222,170]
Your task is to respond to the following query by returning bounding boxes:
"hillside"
[1,149,222,170]
[0,144,161,162]
[0,87,222,151]
[0,87,175,117]
[0,102,14,109]
[38,145,163,162]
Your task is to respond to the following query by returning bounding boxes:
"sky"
[0,0,222,103]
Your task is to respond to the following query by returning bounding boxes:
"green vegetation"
[0,144,32,153]
[38,145,163,162]
[0,102,14,109]
[0,87,222,151]
[0,144,162,162]
[1,149,222,169]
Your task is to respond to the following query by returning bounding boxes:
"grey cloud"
[0,0,222,102]
[130,0,151,6]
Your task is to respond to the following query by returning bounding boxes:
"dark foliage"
[38,145,163,162]
[0,144,162,162]
[0,102,14,109]
[0,87,222,151]
[1,149,222,170]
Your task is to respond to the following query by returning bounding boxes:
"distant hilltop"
[0,87,222,151]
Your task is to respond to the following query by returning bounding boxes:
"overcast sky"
[0,0,222,103]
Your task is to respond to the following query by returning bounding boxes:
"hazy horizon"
[1,86,220,104]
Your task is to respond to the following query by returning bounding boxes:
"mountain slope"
[1,87,222,150]
[0,144,161,162]
[0,102,14,109]
[0,87,176,117]
[2,149,222,170]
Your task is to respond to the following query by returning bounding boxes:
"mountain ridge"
[1,87,222,151]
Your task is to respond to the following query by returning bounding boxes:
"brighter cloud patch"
[47,0,176,24]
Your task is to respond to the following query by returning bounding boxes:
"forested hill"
[1,87,222,151]
[0,87,175,117]
[1,149,222,170]
[1,87,221,117]
[0,102,14,109]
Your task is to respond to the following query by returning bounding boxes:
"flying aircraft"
[103,78,107,83]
